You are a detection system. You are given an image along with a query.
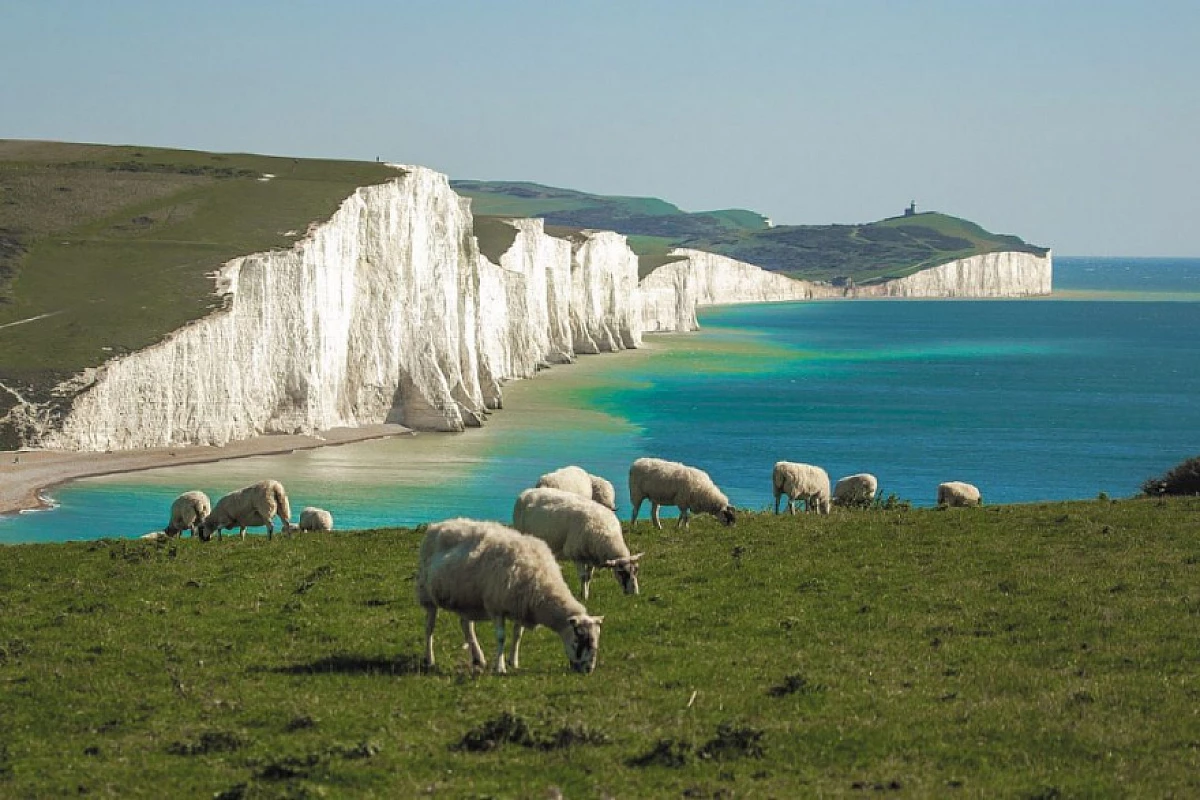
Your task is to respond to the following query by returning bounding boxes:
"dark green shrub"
[1142,456,1200,496]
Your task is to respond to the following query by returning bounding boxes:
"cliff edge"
[7,166,1051,451]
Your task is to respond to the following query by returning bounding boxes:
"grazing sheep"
[513,487,643,600]
[199,480,294,541]
[937,481,982,507]
[536,465,618,511]
[832,473,879,508]
[629,457,736,529]
[298,506,334,532]
[417,518,604,674]
[164,490,211,538]
[589,475,618,512]
[772,462,831,515]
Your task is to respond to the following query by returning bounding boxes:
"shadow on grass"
[267,653,429,676]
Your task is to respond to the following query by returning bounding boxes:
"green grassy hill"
[453,179,1048,283]
[0,500,1196,797]
[0,141,396,440]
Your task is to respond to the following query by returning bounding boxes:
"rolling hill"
[452,180,1049,282]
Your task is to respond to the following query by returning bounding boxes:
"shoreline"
[0,424,410,517]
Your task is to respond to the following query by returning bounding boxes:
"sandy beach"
[0,424,410,516]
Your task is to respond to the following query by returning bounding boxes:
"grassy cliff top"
[0,140,396,412]
[0,499,1195,795]
[453,180,1048,282]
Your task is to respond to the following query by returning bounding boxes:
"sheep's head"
[604,553,643,595]
[717,505,737,526]
[197,518,222,542]
[562,614,604,674]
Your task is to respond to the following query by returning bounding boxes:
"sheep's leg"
[239,526,248,540]
[492,617,509,675]
[577,562,594,600]
[630,497,643,527]
[677,507,690,529]
[423,606,438,668]
[460,616,486,669]
[510,624,525,670]
[651,503,662,530]
[788,497,796,516]
[773,490,781,515]
[266,521,274,541]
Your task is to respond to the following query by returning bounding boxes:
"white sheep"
[629,457,736,529]
[298,506,334,532]
[536,465,618,511]
[832,473,879,508]
[937,481,982,507]
[512,487,643,600]
[417,518,604,674]
[164,490,211,538]
[772,461,831,515]
[199,480,294,541]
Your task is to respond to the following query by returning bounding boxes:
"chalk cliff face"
[639,249,833,332]
[34,169,651,451]
[24,165,1051,452]
[570,231,642,352]
[850,251,1053,298]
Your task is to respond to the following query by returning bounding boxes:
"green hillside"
[0,141,396,439]
[453,180,1047,283]
[0,499,1196,796]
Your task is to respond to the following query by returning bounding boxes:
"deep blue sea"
[3,256,1198,544]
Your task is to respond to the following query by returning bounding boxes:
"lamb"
[937,481,982,507]
[512,487,643,600]
[163,490,211,538]
[629,457,736,529]
[832,473,879,508]
[416,518,604,674]
[199,480,294,541]
[772,461,831,515]
[535,465,618,511]
[298,506,334,532]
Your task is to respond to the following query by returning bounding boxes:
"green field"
[1,499,1196,797]
[0,141,397,441]
[453,179,1048,284]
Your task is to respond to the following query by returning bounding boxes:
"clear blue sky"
[3,0,1196,255]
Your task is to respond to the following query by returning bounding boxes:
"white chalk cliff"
[849,250,1052,298]
[24,167,1051,451]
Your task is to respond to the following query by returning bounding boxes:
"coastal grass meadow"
[1,499,1197,797]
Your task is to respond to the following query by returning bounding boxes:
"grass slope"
[1,499,1196,797]
[0,141,396,437]
[452,180,1047,284]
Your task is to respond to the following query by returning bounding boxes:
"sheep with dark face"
[937,481,982,507]
[164,490,211,538]
[199,480,293,541]
[629,457,736,529]
[772,462,831,515]
[417,518,604,674]
[513,487,642,600]
[536,465,618,512]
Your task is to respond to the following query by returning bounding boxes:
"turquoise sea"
[2,256,1198,544]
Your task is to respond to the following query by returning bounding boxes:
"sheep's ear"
[629,552,645,562]
[593,615,604,626]
[601,559,619,569]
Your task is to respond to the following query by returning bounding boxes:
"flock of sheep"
[152,460,981,675]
